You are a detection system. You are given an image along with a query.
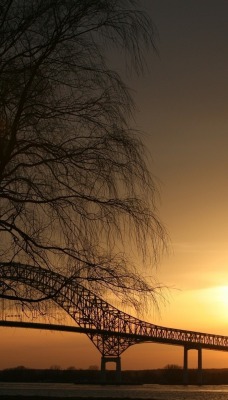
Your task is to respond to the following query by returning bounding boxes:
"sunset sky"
[1,0,228,371]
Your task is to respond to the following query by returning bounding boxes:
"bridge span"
[1,262,228,384]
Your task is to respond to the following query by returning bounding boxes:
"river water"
[1,383,228,399]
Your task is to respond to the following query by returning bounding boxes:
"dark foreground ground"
[2,396,145,399]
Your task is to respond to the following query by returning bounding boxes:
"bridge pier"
[183,346,203,385]
[100,356,121,385]
[197,347,203,385]
[183,345,188,385]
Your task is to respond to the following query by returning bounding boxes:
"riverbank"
[2,367,228,385]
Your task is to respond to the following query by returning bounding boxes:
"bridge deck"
[1,319,228,352]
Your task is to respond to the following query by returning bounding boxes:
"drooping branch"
[0,0,166,312]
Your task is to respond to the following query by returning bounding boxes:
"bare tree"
[0,0,166,311]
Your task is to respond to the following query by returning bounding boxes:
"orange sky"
[1,0,228,371]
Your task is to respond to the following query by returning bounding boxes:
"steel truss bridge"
[1,262,228,384]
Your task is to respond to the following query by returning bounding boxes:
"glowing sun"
[217,285,228,307]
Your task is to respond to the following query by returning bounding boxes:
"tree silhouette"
[0,0,166,311]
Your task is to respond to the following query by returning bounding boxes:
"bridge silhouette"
[1,262,228,384]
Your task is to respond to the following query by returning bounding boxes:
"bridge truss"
[1,261,228,383]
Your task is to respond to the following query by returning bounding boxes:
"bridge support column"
[197,347,203,385]
[100,356,121,385]
[183,346,188,385]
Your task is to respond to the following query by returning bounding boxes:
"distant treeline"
[1,366,228,385]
